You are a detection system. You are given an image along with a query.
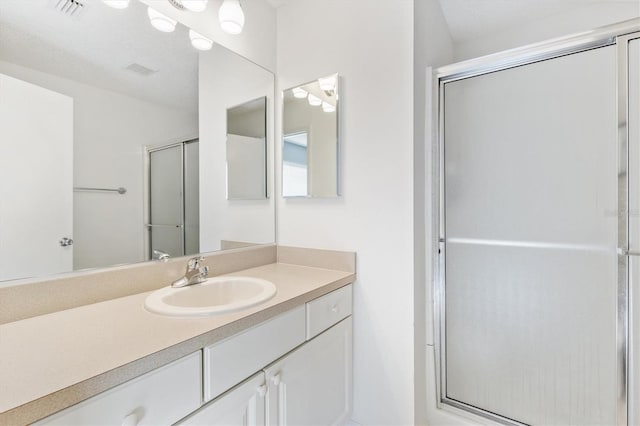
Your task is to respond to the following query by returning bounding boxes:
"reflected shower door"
[149,145,184,257]
[443,46,618,424]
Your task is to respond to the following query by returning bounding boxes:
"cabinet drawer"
[204,305,305,402]
[306,284,352,339]
[37,352,202,425]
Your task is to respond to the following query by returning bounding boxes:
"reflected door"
[442,46,618,424]
[0,74,73,281]
[148,140,199,259]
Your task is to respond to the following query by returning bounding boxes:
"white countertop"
[0,262,355,424]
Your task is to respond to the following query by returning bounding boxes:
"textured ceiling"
[0,0,198,112]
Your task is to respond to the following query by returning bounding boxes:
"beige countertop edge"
[0,273,355,425]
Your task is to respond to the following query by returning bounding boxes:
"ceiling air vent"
[54,0,84,16]
[125,63,158,77]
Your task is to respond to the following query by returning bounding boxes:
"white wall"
[199,45,275,251]
[455,1,640,61]
[413,2,454,425]
[138,0,277,72]
[0,60,197,270]
[276,1,415,424]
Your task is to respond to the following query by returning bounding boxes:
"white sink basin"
[144,276,277,317]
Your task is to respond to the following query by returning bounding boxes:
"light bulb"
[147,7,177,33]
[219,0,245,35]
[292,87,308,99]
[308,94,322,106]
[181,0,208,12]
[322,102,336,113]
[189,29,213,51]
[102,0,129,9]
[318,76,336,92]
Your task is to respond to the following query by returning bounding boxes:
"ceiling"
[438,0,639,43]
[0,0,198,112]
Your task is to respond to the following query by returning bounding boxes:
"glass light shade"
[189,29,213,50]
[219,0,245,35]
[102,0,130,9]
[147,7,177,33]
[308,94,322,106]
[318,76,336,92]
[181,0,208,12]
[322,101,336,113]
[292,87,308,99]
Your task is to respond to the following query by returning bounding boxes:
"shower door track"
[432,18,640,426]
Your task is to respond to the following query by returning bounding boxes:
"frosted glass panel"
[443,46,618,425]
[150,146,182,226]
[184,140,199,256]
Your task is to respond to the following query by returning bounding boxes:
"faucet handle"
[187,256,205,271]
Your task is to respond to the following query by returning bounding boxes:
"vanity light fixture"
[292,87,308,99]
[318,75,337,92]
[219,0,245,35]
[322,102,336,113]
[308,94,322,106]
[148,7,177,32]
[189,29,213,50]
[102,0,129,9]
[180,0,208,12]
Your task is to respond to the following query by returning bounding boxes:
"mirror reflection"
[226,97,267,200]
[0,0,274,283]
[282,74,340,198]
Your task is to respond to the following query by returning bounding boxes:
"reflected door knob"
[59,237,74,247]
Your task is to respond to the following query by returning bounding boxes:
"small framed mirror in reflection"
[226,96,268,200]
[282,73,340,198]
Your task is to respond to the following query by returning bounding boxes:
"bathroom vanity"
[0,245,355,425]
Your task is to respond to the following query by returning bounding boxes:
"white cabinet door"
[0,73,73,281]
[180,373,266,426]
[264,317,352,426]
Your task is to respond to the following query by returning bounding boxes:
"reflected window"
[283,132,308,197]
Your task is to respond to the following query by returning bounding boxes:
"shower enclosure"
[433,21,639,425]
[147,140,199,259]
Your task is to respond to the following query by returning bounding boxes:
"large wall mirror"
[282,74,340,198]
[0,0,275,284]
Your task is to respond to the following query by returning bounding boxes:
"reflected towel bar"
[74,186,127,195]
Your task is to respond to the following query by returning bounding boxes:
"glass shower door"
[442,45,619,425]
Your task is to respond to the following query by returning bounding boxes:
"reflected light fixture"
[318,76,337,92]
[181,0,208,12]
[219,0,245,35]
[322,102,336,113]
[102,0,130,9]
[292,87,308,99]
[189,29,213,50]
[308,94,322,106]
[147,7,177,32]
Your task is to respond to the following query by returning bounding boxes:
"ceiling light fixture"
[292,87,308,99]
[318,76,336,92]
[181,0,208,12]
[102,0,130,9]
[219,0,245,35]
[308,94,322,106]
[189,29,213,50]
[147,7,177,32]
[322,102,336,113]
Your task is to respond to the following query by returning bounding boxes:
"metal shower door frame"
[431,19,640,426]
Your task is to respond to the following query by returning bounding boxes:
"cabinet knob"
[257,384,267,397]
[121,413,139,426]
[331,304,339,313]
[271,373,281,386]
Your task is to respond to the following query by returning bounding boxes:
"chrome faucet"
[171,256,210,288]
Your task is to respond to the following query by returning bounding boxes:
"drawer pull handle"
[122,413,139,426]
[331,304,339,313]
[271,373,281,386]
[257,384,267,397]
